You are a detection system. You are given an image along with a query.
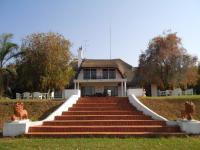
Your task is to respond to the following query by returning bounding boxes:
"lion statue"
[11,102,28,121]
[181,101,195,120]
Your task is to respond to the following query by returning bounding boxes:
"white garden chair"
[33,92,43,99]
[23,92,32,99]
[16,93,21,99]
[50,91,54,99]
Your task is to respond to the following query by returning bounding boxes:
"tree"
[138,32,198,90]
[194,63,200,94]
[16,32,74,92]
[0,33,18,97]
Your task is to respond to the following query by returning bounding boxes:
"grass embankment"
[0,137,200,150]
[140,95,200,120]
[0,99,64,132]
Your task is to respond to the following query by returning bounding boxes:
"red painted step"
[29,125,180,132]
[54,115,152,120]
[26,97,183,137]
[26,132,185,138]
[62,111,143,115]
[68,107,135,111]
[43,120,166,126]
[73,103,132,107]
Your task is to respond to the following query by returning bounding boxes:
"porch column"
[74,81,76,89]
[124,81,127,96]
[121,82,124,97]
[77,82,79,90]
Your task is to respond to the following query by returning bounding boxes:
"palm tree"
[0,33,18,68]
[0,33,18,97]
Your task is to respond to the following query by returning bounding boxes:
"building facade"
[74,47,141,97]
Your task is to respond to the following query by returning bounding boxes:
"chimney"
[78,46,83,68]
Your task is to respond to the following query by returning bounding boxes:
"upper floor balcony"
[83,68,117,80]
[75,68,126,82]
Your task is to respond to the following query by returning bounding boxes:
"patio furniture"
[50,91,54,99]
[33,92,43,99]
[42,93,48,99]
[16,93,21,99]
[23,92,32,99]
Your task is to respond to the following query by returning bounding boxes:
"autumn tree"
[138,32,198,90]
[16,32,74,92]
[194,63,200,94]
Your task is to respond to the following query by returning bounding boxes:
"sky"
[0,0,200,67]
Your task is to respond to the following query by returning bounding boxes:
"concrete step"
[54,115,152,120]
[68,107,135,111]
[26,132,185,138]
[62,111,142,115]
[27,97,184,137]
[73,103,132,107]
[77,100,130,103]
[29,125,180,132]
[43,120,166,126]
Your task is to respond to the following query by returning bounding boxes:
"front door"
[104,86,118,96]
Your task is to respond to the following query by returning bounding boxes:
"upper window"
[103,69,108,79]
[91,69,96,79]
[103,68,116,79]
[109,69,116,79]
[83,69,90,79]
[83,69,96,79]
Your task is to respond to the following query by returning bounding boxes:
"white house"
[73,47,142,97]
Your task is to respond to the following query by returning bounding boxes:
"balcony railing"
[84,75,116,80]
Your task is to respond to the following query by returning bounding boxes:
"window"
[109,69,116,79]
[91,69,96,79]
[82,86,95,96]
[83,69,90,79]
[83,69,96,79]
[103,68,116,79]
[103,69,108,79]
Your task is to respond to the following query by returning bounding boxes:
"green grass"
[0,137,200,150]
[143,95,200,100]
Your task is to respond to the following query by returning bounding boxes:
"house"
[73,47,142,97]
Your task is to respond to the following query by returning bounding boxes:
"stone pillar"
[124,81,127,96]
[121,82,124,97]
[77,82,79,90]
[151,84,158,96]
[74,82,76,89]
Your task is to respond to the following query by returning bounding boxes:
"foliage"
[16,32,74,92]
[0,33,18,97]
[138,32,199,89]
[194,63,200,94]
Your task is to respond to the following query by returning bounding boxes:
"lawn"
[143,95,200,100]
[139,95,200,120]
[0,137,200,150]
[0,99,64,132]
[0,96,200,150]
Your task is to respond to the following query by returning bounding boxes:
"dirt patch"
[139,98,200,120]
[0,100,63,132]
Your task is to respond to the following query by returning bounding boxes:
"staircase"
[26,97,183,137]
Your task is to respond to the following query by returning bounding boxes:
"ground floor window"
[81,86,95,96]
[81,85,118,96]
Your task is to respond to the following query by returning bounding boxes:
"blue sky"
[1,0,200,66]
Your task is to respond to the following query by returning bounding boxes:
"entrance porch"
[74,79,127,97]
